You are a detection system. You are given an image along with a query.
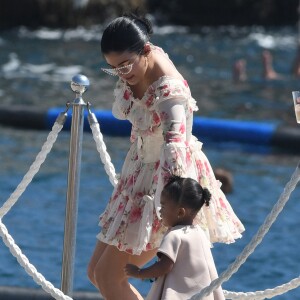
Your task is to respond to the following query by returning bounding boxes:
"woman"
[87,12,244,300]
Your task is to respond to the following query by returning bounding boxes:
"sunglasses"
[101,51,142,76]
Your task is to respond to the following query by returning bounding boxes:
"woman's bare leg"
[93,243,157,300]
[87,241,108,288]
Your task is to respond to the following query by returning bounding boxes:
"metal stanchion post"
[61,74,90,296]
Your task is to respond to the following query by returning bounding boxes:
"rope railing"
[0,110,68,218]
[87,107,118,187]
[190,161,300,300]
[0,219,72,300]
[0,107,73,299]
[223,275,300,299]
[0,91,299,299]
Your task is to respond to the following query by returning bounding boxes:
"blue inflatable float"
[0,105,299,153]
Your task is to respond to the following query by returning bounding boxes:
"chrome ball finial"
[70,74,90,95]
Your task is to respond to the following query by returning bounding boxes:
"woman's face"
[103,50,146,85]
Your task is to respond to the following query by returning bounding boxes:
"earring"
[144,43,151,54]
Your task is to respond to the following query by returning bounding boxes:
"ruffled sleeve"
[112,79,133,120]
[153,80,191,214]
[157,100,188,178]
[151,78,198,113]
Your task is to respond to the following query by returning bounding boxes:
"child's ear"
[178,207,186,218]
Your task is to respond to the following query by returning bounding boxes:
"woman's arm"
[157,99,188,180]
[124,253,174,279]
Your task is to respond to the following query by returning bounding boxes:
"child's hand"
[124,263,140,278]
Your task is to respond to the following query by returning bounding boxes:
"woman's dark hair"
[162,176,211,212]
[101,12,153,54]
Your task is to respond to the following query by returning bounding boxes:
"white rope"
[190,162,300,300]
[89,116,118,187]
[1,106,299,300]
[223,275,300,299]
[0,115,66,218]
[0,219,73,300]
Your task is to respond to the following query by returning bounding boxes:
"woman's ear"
[143,43,151,55]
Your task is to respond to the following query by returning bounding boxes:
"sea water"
[0,25,300,299]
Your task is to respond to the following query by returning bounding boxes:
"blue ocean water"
[0,24,300,299]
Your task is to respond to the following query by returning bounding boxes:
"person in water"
[87,12,244,300]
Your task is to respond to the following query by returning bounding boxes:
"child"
[124,176,225,300]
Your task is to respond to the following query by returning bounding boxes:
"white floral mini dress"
[97,52,245,255]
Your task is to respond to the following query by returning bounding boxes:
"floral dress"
[97,55,245,255]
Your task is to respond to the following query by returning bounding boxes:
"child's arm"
[124,253,174,279]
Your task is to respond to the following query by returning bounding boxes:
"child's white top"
[146,225,225,300]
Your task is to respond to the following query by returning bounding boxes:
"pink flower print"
[127,174,135,187]
[153,174,159,184]
[159,84,169,90]
[195,159,203,171]
[197,173,202,183]
[165,132,182,143]
[152,218,161,233]
[165,131,172,142]
[204,161,210,175]
[116,221,125,235]
[179,122,186,134]
[219,197,227,209]
[129,206,142,223]
[183,80,189,88]
[113,183,123,199]
[186,150,191,164]
[117,202,125,212]
[136,192,144,199]
[163,91,170,97]
[172,136,182,143]
[154,160,160,170]
[112,191,120,201]
[159,111,169,122]
[123,89,131,100]
[152,112,160,125]
[145,95,154,107]
[159,84,170,97]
